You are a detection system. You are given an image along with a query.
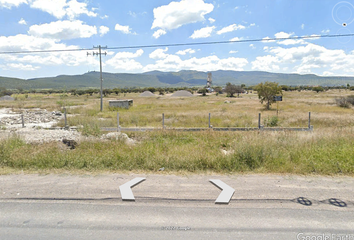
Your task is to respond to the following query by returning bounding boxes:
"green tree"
[254,82,282,110]
[225,82,243,98]
[198,88,207,96]
[312,86,324,93]
[213,86,222,94]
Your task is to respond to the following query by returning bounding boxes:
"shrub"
[347,95,354,105]
[335,96,354,108]
[264,116,279,127]
[312,86,324,93]
[197,88,207,96]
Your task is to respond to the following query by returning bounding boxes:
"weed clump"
[264,116,279,127]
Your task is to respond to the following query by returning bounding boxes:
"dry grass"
[1,89,354,175]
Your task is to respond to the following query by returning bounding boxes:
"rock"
[221,149,234,155]
[101,132,136,145]
[62,139,78,149]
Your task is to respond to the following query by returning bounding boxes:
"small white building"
[109,99,133,109]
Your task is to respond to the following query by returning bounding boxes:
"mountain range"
[1,70,354,90]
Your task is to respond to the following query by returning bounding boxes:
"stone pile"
[171,90,194,97]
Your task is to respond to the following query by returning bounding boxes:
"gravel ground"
[0,108,81,143]
[0,128,82,143]
[0,108,135,144]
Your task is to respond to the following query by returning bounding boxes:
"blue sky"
[0,0,353,79]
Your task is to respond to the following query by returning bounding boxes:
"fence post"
[64,108,68,129]
[21,113,24,128]
[209,113,211,128]
[258,113,261,129]
[308,112,313,131]
[162,113,165,129]
[117,112,120,132]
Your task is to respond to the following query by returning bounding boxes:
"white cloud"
[106,49,144,71]
[149,48,169,59]
[278,39,305,45]
[107,59,143,71]
[0,34,67,52]
[115,23,134,34]
[65,0,97,19]
[301,24,304,30]
[190,26,215,39]
[151,0,214,30]
[234,6,239,10]
[274,31,293,39]
[18,18,27,25]
[30,0,96,20]
[321,29,330,34]
[229,50,238,54]
[252,42,354,75]
[3,63,40,71]
[274,32,305,45]
[99,26,109,36]
[230,37,244,41]
[249,23,255,27]
[217,24,245,35]
[262,36,275,43]
[152,29,166,39]
[251,55,280,72]
[208,17,215,23]
[144,49,248,72]
[28,20,97,40]
[307,34,320,40]
[112,49,144,59]
[249,44,256,49]
[30,0,67,19]
[176,48,196,55]
[0,34,98,68]
[0,0,27,9]
[322,71,334,76]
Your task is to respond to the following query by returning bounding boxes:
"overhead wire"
[0,33,353,55]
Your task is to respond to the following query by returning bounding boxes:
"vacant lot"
[0,90,353,175]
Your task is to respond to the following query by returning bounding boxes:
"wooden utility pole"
[88,45,107,111]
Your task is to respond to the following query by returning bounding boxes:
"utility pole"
[88,45,107,111]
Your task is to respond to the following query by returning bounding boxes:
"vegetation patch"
[1,130,353,175]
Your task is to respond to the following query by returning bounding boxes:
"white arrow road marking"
[209,179,235,204]
[119,177,146,201]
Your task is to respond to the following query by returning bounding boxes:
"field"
[0,89,354,175]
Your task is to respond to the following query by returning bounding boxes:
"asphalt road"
[1,174,353,239]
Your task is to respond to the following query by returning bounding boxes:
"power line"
[107,33,354,51]
[0,33,353,55]
[0,47,92,55]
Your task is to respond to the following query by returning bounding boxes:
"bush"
[312,86,324,93]
[335,96,354,108]
[197,88,207,96]
[264,116,279,127]
[347,95,354,105]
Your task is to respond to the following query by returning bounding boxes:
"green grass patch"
[1,130,353,175]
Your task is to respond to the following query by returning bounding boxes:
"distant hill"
[1,70,354,89]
